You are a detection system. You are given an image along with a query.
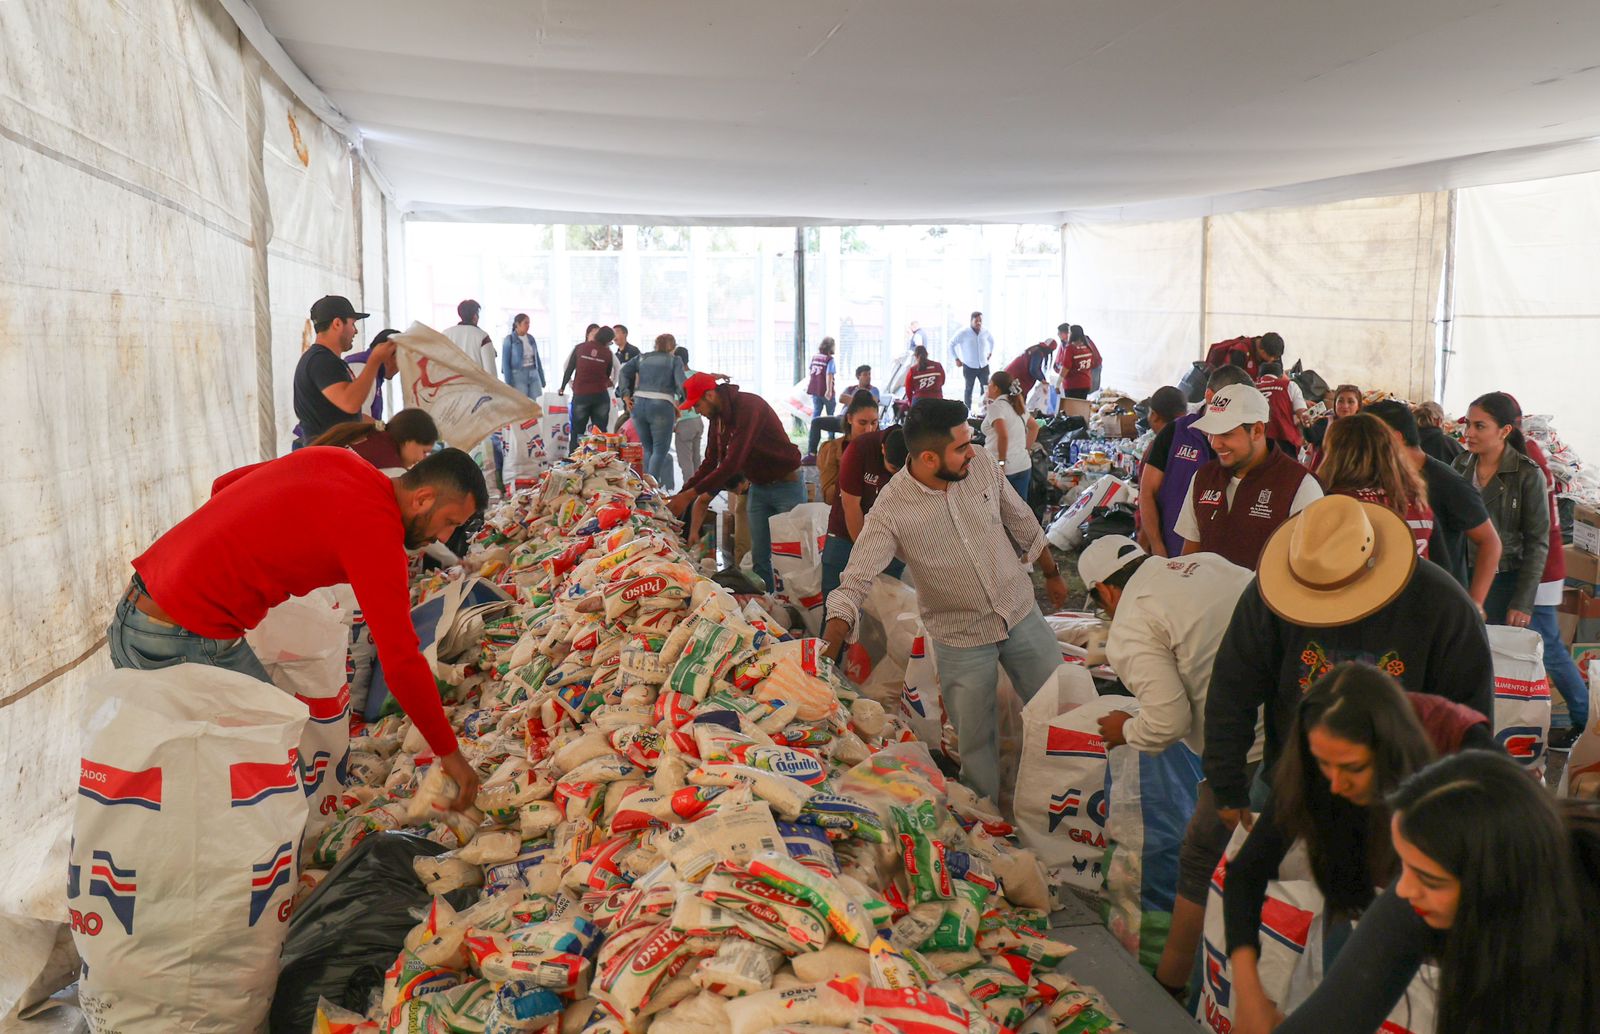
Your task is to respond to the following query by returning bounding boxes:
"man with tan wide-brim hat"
[1201,494,1493,827]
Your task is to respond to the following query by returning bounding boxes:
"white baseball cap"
[1193,384,1271,435]
[1078,535,1147,590]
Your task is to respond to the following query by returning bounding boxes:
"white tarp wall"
[1446,171,1600,464]
[1206,194,1448,402]
[1066,194,1449,401]
[0,0,384,1016]
[1065,220,1205,393]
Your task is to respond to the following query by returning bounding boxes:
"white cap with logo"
[1193,383,1271,435]
[1078,534,1147,590]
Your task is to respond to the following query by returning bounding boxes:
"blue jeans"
[807,416,842,456]
[633,397,678,489]
[108,578,271,683]
[747,477,807,592]
[1006,469,1032,503]
[570,392,610,440]
[1485,571,1588,728]
[960,365,990,410]
[820,534,905,622]
[508,368,542,400]
[930,605,1062,804]
[675,416,704,485]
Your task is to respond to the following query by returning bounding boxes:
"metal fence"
[404,224,1064,405]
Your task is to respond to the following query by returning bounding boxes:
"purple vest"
[1157,411,1214,557]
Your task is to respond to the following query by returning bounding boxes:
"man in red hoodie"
[668,374,804,592]
[109,446,487,807]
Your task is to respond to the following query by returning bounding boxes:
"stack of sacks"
[301,436,1131,1034]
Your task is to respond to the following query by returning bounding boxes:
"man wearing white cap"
[1175,383,1322,570]
[1203,495,1493,832]
[1079,535,1259,998]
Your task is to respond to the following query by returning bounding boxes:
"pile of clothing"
[297,439,1133,1034]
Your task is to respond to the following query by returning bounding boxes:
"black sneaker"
[1550,726,1581,751]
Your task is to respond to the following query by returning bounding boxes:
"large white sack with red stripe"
[247,591,353,845]
[70,665,308,1033]
[1198,826,1437,1034]
[769,502,832,634]
[393,321,541,451]
[502,412,554,487]
[1011,671,1114,894]
[1487,624,1551,777]
[1045,475,1132,550]
[839,575,919,705]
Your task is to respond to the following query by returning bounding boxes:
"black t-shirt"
[1422,455,1490,589]
[293,344,358,440]
[1144,421,1177,472]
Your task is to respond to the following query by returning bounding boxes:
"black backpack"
[1079,502,1138,545]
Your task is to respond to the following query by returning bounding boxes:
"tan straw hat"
[1257,495,1416,628]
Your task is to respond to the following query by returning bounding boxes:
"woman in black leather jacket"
[1452,391,1549,627]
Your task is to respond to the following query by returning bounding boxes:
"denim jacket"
[619,352,687,400]
[501,332,544,385]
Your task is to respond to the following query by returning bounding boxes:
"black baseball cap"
[309,295,369,323]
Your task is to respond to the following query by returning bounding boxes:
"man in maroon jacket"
[1176,383,1322,570]
[667,374,804,591]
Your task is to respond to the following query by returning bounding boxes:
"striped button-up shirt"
[826,448,1046,647]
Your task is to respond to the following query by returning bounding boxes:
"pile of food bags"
[300,436,1130,1034]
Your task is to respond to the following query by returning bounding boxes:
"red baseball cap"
[680,372,720,410]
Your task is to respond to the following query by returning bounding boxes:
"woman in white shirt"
[982,371,1037,502]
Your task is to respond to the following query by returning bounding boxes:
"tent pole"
[1437,190,1459,402]
[1059,223,1069,318]
[1198,215,1212,358]
[794,226,807,383]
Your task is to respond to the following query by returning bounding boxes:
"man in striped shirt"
[822,399,1069,804]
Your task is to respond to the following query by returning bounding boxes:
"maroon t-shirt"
[828,429,892,539]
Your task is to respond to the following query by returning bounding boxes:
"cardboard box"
[1059,398,1094,421]
[1560,610,1579,646]
[1574,502,1600,556]
[1562,585,1600,619]
[1567,545,1600,589]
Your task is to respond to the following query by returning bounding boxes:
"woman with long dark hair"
[981,370,1036,501]
[1453,392,1549,629]
[1305,383,1362,470]
[500,313,544,400]
[1275,750,1600,1033]
[307,408,438,474]
[1222,663,1491,1034]
[1319,413,1433,557]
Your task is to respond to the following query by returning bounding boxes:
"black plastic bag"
[269,831,479,1033]
[1290,360,1331,404]
[1178,361,1210,403]
[1079,502,1138,546]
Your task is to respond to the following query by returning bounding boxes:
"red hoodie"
[135,448,457,756]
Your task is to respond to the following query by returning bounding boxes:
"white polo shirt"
[1104,552,1258,756]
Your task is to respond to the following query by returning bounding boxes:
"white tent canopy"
[6,0,1600,1021]
[242,0,1600,224]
